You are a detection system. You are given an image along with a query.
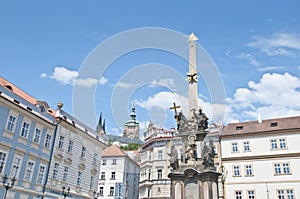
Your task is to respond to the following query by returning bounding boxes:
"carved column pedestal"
[168,169,221,199]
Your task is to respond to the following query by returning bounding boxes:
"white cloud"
[247,33,300,56]
[99,76,108,85]
[115,82,136,89]
[227,72,300,122]
[149,78,175,89]
[257,66,284,72]
[41,66,108,87]
[235,53,261,66]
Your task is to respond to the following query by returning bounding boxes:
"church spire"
[188,32,199,119]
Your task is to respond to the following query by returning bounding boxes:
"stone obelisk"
[188,33,199,119]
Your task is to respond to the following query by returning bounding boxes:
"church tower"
[96,112,106,135]
[123,106,140,139]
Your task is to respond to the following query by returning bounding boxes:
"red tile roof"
[102,145,127,157]
[0,77,56,116]
[221,116,300,136]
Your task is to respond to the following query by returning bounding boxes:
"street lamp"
[62,185,70,199]
[41,102,63,199]
[2,174,16,199]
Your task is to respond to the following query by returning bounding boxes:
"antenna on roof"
[258,114,262,124]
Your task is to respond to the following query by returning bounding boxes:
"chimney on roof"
[258,114,262,124]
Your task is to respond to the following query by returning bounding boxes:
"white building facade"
[220,116,300,199]
[139,123,180,199]
[99,145,140,199]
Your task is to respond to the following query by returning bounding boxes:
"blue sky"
[1,1,300,137]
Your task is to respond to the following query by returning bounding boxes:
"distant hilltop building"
[123,106,140,139]
[96,112,106,135]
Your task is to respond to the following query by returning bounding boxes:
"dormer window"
[236,126,243,130]
[271,122,278,127]
[5,85,13,91]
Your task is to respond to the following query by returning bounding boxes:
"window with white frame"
[247,190,255,199]
[158,150,163,160]
[111,172,116,180]
[274,163,281,174]
[245,165,253,176]
[243,141,250,152]
[44,134,52,148]
[93,153,97,164]
[100,172,105,179]
[37,165,45,184]
[279,138,287,149]
[0,152,7,174]
[20,121,30,138]
[81,146,86,158]
[271,138,287,150]
[6,114,16,131]
[232,142,238,152]
[233,165,241,177]
[77,171,82,186]
[102,159,106,165]
[109,187,114,196]
[286,190,294,199]
[157,169,162,179]
[10,156,22,177]
[99,187,104,196]
[274,163,291,175]
[277,189,294,199]
[63,166,68,181]
[24,161,34,181]
[33,128,41,143]
[235,191,242,199]
[271,139,278,149]
[112,159,117,165]
[57,136,64,149]
[53,163,59,179]
[67,140,73,153]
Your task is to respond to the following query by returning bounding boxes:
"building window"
[245,165,253,176]
[11,156,22,177]
[235,191,242,199]
[81,146,86,158]
[20,121,30,138]
[6,114,17,131]
[233,165,241,177]
[6,115,16,131]
[99,187,104,196]
[286,190,294,199]
[58,136,64,149]
[24,161,34,181]
[157,169,162,179]
[102,159,106,165]
[271,138,287,150]
[33,128,41,143]
[100,172,105,179]
[274,163,281,174]
[271,139,278,149]
[243,141,250,152]
[112,159,117,165]
[158,150,163,160]
[44,134,52,148]
[77,171,82,186]
[37,165,45,184]
[232,142,238,153]
[53,163,59,179]
[111,172,116,180]
[109,187,114,196]
[279,138,287,149]
[0,152,7,174]
[63,166,68,182]
[67,140,73,153]
[274,163,291,175]
[90,176,94,190]
[247,190,255,199]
